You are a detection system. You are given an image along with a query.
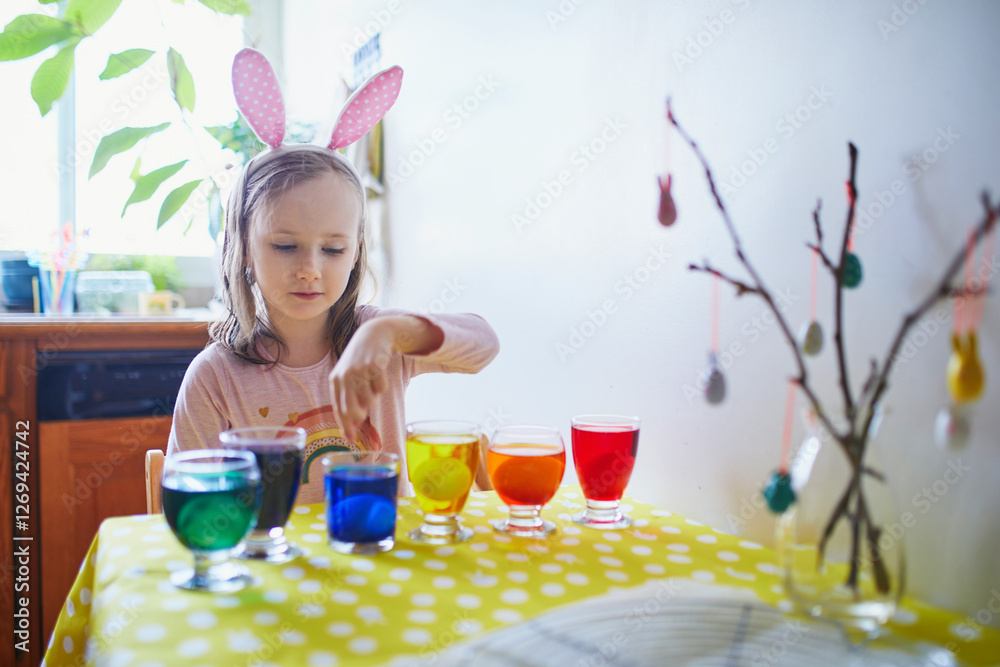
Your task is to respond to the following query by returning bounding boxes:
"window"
[0,0,244,257]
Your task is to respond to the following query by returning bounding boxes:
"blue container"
[1,259,41,311]
[324,454,399,555]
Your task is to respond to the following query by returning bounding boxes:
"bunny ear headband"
[232,47,403,151]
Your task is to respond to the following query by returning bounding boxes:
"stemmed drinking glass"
[571,414,640,530]
[487,425,566,538]
[162,449,261,592]
[406,420,482,545]
[220,427,306,563]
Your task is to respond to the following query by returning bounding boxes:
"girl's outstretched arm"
[329,315,446,443]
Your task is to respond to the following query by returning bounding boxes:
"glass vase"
[39,269,77,315]
[776,412,905,641]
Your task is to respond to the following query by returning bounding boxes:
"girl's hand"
[329,316,444,443]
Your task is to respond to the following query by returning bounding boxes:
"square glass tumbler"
[323,452,400,555]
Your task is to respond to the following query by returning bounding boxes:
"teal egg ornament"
[842,253,863,289]
[764,471,796,513]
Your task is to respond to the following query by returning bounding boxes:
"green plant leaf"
[166,47,195,113]
[203,124,238,151]
[158,179,202,228]
[129,155,143,181]
[64,0,124,36]
[0,14,77,61]
[196,0,250,16]
[122,160,188,216]
[99,48,154,79]
[30,43,75,116]
[39,0,62,4]
[89,123,170,178]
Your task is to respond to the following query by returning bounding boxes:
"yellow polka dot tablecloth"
[43,488,999,666]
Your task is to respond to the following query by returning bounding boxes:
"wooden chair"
[145,449,164,514]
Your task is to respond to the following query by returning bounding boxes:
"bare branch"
[861,197,999,440]
[807,243,837,275]
[834,144,860,425]
[668,100,846,443]
[687,263,760,296]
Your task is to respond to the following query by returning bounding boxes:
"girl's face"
[248,170,361,338]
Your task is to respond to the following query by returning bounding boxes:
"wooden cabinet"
[0,317,209,665]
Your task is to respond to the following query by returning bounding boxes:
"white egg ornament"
[934,404,971,450]
[705,353,726,405]
[799,321,824,356]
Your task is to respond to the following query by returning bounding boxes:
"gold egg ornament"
[946,331,985,403]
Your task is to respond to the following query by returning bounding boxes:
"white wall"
[284,1,1000,620]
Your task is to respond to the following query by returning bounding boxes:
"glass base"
[409,523,473,545]
[232,535,302,563]
[491,517,556,539]
[573,499,632,530]
[170,559,252,593]
[329,536,395,555]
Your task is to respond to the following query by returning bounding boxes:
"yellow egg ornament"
[946,331,985,403]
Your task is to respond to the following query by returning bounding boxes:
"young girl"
[167,52,499,503]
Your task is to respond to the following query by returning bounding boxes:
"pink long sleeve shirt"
[166,305,500,503]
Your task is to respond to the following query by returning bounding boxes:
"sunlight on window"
[0,0,244,257]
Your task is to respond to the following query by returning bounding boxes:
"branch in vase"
[687,263,760,296]
[860,196,999,441]
[859,359,879,407]
[834,144,860,426]
[810,201,838,274]
[859,491,891,595]
[667,100,846,444]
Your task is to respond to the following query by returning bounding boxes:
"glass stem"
[192,550,228,582]
[507,505,544,531]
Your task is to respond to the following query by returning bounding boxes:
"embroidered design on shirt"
[286,405,383,483]
[258,407,269,418]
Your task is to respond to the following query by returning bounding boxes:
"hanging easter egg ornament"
[705,275,726,404]
[766,382,799,514]
[799,247,824,355]
[947,332,985,403]
[946,228,992,405]
[705,354,726,404]
[657,174,677,227]
[764,470,796,513]
[842,252,863,289]
[799,320,824,356]
[657,106,677,227]
[934,403,971,450]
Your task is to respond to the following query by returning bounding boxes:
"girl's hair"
[211,144,371,364]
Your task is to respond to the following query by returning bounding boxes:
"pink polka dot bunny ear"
[232,48,285,149]
[328,65,403,150]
